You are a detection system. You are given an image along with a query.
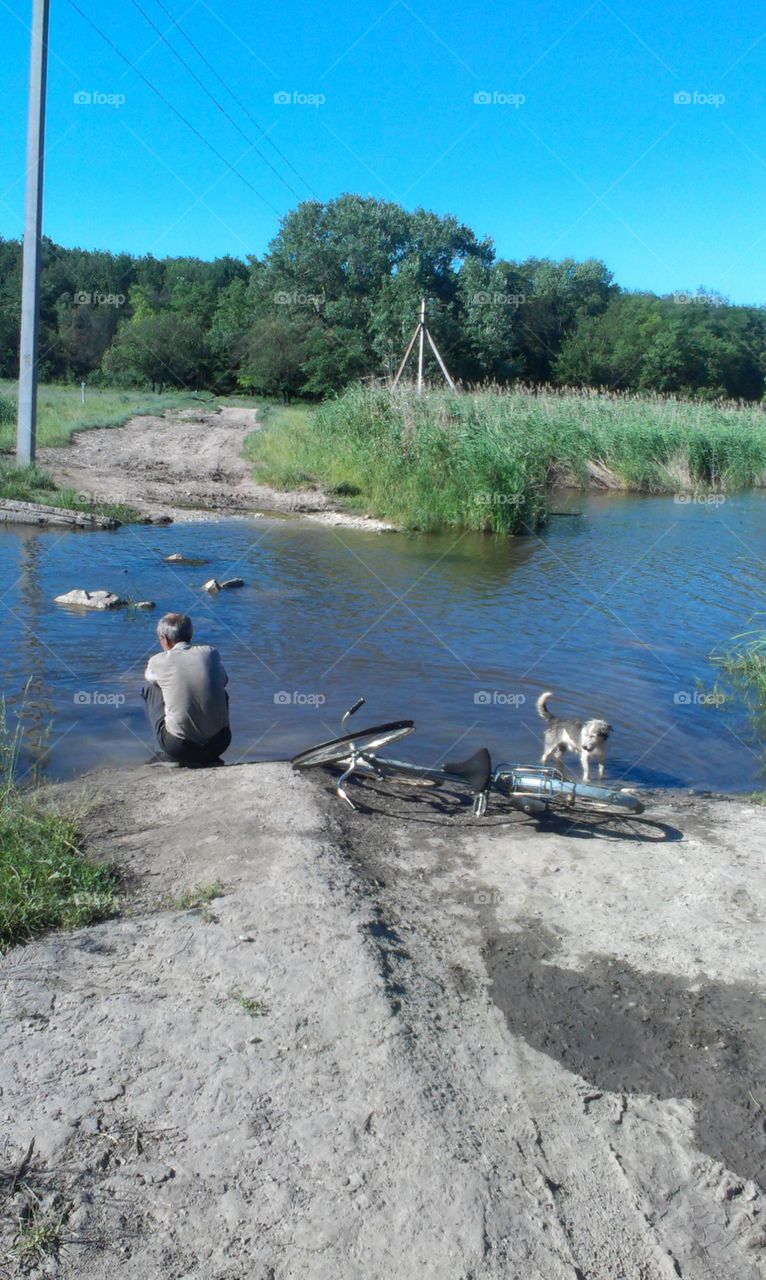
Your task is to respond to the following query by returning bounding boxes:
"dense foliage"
[1,194,764,399]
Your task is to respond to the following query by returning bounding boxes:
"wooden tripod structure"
[391,298,456,392]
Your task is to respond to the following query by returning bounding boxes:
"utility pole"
[16,0,51,468]
[392,297,456,393]
[417,296,425,393]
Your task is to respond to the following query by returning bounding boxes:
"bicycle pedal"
[337,785,357,810]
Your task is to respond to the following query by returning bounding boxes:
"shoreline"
[35,404,397,532]
[26,401,760,539]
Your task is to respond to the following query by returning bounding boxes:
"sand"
[39,405,394,530]
[1,763,764,1279]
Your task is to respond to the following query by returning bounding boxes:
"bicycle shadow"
[323,775,683,843]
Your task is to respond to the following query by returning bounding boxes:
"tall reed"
[247,384,766,533]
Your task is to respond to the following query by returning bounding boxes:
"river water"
[2,490,765,791]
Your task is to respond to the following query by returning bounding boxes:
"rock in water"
[134,600,155,610]
[202,579,221,593]
[54,590,126,610]
[219,578,245,589]
[164,554,209,565]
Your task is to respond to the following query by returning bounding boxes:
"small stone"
[238,934,255,943]
[164,554,209,565]
[134,601,155,610]
[134,1161,174,1186]
[219,578,245,589]
[96,1082,125,1102]
[55,589,126,610]
[202,579,221,593]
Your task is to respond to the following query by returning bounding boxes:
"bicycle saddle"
[443,746,492,793]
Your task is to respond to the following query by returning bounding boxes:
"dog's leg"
[554,749,576,801]
[580,750,591,781]
[554,749,576,782]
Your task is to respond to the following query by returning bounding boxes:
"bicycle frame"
[335,750,479,810]
[298,698,643,817]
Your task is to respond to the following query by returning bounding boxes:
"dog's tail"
[536,691,554,721]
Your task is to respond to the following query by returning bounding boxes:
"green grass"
[0,701,116,951]
[8,1199,70,1269]
[245,384,766,533]
[0,381,214,450]
[171,881,226,911]
[0,802,117,951]
[0,380,209,517]
[242,401,317,489]
[229,987,269,1017]
[712,625,766,741]
[0,459,139,522]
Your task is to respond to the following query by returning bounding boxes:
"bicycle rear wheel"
[291,721,415,770]
[498,767,645,816]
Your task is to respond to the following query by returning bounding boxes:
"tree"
[554,293,766,399]
[102,312,210,391]
[239,316,315,400]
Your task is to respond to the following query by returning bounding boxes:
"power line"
[129,0,309,206]
[69,1,284,217]
[151,0,319,200]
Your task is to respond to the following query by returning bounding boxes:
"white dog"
[537,690,612,781]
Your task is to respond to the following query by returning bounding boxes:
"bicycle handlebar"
[341,697,365,734]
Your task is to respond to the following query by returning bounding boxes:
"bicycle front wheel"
[499,767,645,816]
[291,721,415,770]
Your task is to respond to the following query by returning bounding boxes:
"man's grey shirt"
[144,643,229,743]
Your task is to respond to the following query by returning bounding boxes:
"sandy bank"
[1,763,764,1278]
[39,405,395,530]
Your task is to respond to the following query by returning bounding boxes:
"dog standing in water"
[536,690,612,781]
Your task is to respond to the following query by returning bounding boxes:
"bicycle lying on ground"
[291,698,645,818]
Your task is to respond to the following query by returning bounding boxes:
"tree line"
[1,194,764,401]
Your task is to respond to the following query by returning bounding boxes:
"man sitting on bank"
[142,612,231,765]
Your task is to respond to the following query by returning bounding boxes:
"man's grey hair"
[157,612,193,645]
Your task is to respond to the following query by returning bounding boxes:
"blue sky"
[1,0,765,302]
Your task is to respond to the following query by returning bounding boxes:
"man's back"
[145,642,229,743]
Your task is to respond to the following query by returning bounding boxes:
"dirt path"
[38,405,394,529]
[1,767,764,1278]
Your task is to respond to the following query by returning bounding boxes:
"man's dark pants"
[142,682,231,765]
